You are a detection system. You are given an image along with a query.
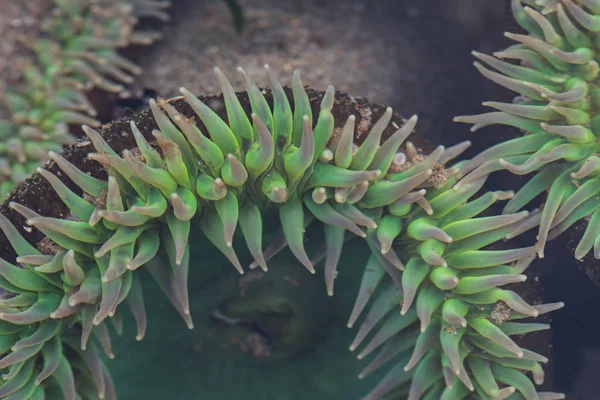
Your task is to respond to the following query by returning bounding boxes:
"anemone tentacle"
[455,0,600,260]
[0,67,561,399]
[350,170,565,400]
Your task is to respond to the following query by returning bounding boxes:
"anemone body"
[0,0,169,198]
[0,67,563,399]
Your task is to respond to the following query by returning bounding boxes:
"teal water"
[108,223,390,399]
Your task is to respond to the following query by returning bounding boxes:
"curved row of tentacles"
[0,67,565,399]
[0,0,170,198]
[455,0,600,261]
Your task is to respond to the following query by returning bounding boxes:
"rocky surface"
[131,0,509,155]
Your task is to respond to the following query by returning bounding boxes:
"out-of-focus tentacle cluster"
[0,67,563,399]
[455,0,600,260]
[0,0,170,198]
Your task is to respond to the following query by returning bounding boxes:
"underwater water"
[108,226,390,399]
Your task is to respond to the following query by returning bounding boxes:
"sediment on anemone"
[454,0,600,261]
[0,67,564,399]
[0,0,170,198]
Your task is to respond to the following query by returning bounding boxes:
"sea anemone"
[0,0,169,198]
[0,67,562,399]
[454,0,600,261]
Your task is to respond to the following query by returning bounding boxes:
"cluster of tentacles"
[0,66,566,399]
[0,0,170,198]
[455,0,600,261]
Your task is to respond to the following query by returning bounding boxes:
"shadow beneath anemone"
[107,215,389,400]
[540,243,600,398]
